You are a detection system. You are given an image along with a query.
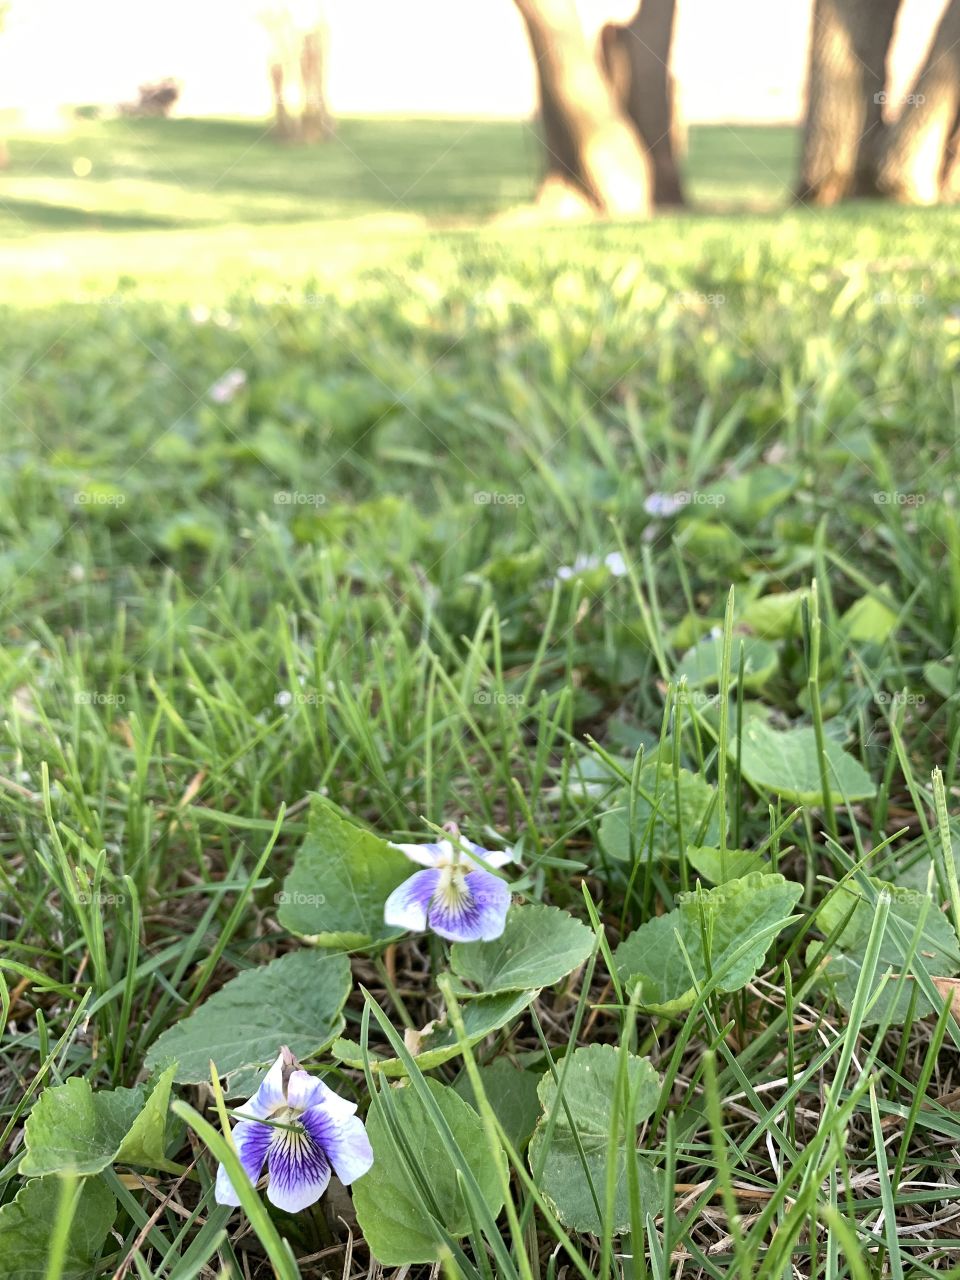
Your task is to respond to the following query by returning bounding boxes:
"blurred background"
[0,0,947,122]
[0,0,957,288]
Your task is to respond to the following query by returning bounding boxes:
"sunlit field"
[3,117,960,1278]
[0,117,800,295]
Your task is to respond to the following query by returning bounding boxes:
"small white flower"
[556,552,627,581]
[643,492,682,518]
[209,369,247,404]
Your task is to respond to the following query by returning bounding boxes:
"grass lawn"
[2,117,960,1278]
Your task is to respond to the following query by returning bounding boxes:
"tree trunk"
[263,5,334,145]
[876,0,960,203]
[300,28,335,142]
[600,0,685,207]
[514,0,652,217]
[940,110,960,201]
[796,0,902,204]
[269,61,296,140]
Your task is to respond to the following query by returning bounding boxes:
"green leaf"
[156,510,227,553]
[925,659,956,700]
[21,1078,143,1177]
[739,589,807,639]
[277,796,411,947]
[145,948,351,1094]
[454,1059,542,1152]
[450,904,594,994]
[529,1043,661,1234]
[736,719,876,804]
[841,590,898,643]
[599,766,720,862]
[891,821,960,894]
[674,633,777,691]
[332,988,537,1078]
[675,519,742,571]
[614,872,803,1014]
[114,1063,178,1169]
[20,1066,178,1178]
[710,464,798,528]
[353,1078,505,1265]
[811,880,960,1023]
[535,1043,660,1134]
[686,845,767,883]
[0,1176,117,1280]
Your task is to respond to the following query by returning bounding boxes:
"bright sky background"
[0,0,948,126]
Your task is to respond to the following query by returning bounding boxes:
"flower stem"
[372,952,416,1030]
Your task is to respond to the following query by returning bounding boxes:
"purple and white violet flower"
[384,825,513,943]
[215,1046,373,1214]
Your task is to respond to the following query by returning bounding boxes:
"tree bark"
[600,0,685,207]
[263,6,334,144]
[940,110,960,201]
[876,0,960,203]
[269,60,295,140]
[514,0,652,217]
[300,29,335,142]
[796,0,902,204]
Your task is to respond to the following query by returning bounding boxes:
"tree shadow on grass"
[0,198,180,232]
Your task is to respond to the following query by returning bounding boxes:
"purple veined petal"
[427,866,511,942]
[285,1071,358,1121]
[240,1051,286,1120]
[389,841,445,867]
[384,868,440,931]
[214,1118,273,1206]
[265,1120,331,1213]
[302,1105,374,1186]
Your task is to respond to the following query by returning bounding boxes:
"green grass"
[0,117,800,300]
[2,118,960,1278]
[0,117,795,236]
